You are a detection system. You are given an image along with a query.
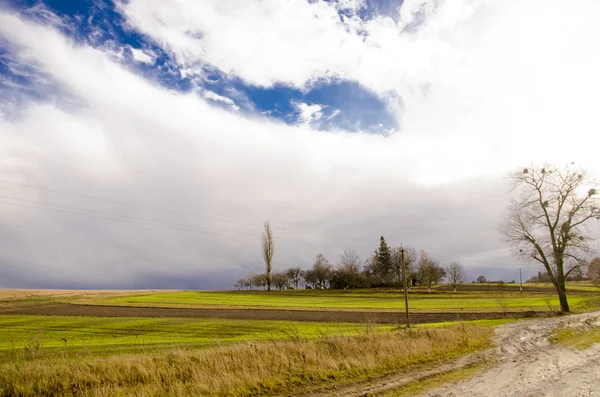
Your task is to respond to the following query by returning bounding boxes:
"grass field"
[105,289,599,312]
[0,323,491,397]
[1,286,597,396]
[0,315,393,358]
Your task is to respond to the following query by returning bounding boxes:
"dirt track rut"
[0,303,548,324]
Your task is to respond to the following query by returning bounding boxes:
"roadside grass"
[0,324,491,397]
[0,315,394,358]
[414,318,519,328]
[550,323,600,350]
[105,290,596,312]
[380,360,491,397]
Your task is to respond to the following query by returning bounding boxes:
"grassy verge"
[0,324,491,397]
[380,360,490,397]
[550,323,600,350]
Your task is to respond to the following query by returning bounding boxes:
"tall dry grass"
[0,325,490,397]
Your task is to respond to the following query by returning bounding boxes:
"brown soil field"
[0,303,553,324]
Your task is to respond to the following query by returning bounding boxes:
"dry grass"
[0,325,490,397]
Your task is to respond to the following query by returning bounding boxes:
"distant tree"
[252,273,268,290]
[310,253,333,289]
[526,271,551,283]
[234,274,253,290]
[303,269,318,289]
[588,257,600,282]
[340,249,360,268]
[447,261,466,293]
[500,163,600,312]
[286,266,304,289]
[261,221,275,291]
[376,236,393,279]
[331,251,367,289]
[417,251,446,292]
[332,249,365,288]
[391,246,417,288]
[272,272,289,290]
[476,275,487,284]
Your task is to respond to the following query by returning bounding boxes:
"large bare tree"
[261,221,274,291]
[501,164,600,312]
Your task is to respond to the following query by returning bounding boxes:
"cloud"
[130,46,156,65]
[292,101,324,125]
[203,90,239,110]
[1,0,600,288]
[115,0,600,182]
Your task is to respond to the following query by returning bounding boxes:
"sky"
[1,0,599,289]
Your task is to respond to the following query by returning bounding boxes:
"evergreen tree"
[376,236,393,278]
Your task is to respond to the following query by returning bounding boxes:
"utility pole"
[401,247,410,328]
[519,268,523,294]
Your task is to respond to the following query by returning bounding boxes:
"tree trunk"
[554,256,570,313]
[557,277,570,313]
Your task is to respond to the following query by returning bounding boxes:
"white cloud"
[115,0,600,185]
[292,101,324,125]
[115,0,365,88]
[203,90,239,110]
[130,46,156,64]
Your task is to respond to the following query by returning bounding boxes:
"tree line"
[239,163,600,314]
[236,235,468,291]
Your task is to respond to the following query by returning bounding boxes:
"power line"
[0,198,324,245]
[0,181,539,269]
[0,179,333,237]
[0,195,255,235]
[0,200,256,239]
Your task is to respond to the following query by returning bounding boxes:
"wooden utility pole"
[401,247,410,328]
[519,268,523,294]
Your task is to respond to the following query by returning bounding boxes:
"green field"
[0,315,393,357]
[107,290,598,312]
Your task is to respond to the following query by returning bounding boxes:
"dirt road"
[418,311,600,397]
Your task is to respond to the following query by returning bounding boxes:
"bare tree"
[447,261,466,293]
[417,250,446,292]
[286,266,304,289]
[311,253,332,289]
[272,272,289,290]
[500,164,600,312]
[476,275,487,284]
[261,221,275,291]
[339,249,360,269]
[391,246,417,288]
[251,273,267,290]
